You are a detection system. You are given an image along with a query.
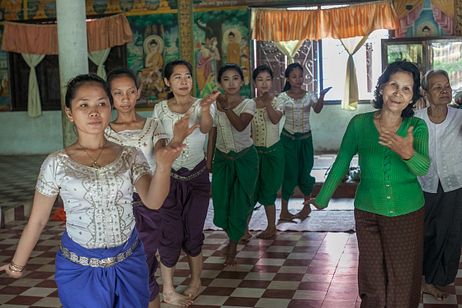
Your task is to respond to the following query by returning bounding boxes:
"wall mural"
[193,8,250,98]
[0,27,11,111]
[127,14,179,108]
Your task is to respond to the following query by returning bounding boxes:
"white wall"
[0,106,375,155]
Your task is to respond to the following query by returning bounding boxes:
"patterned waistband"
[281,129,312,140]
[59,239,139,268]
[256,142,281,154]
[218,146,254,161]
[171,165,207,181]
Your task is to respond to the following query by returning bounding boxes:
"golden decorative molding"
[455,0,462,35]
[178,0,194,64]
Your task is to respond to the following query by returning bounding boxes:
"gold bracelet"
[9,261,25,272]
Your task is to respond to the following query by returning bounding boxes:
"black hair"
[106,67,139,92]
[252,64,273,82]
[283,62,303,92]
[372,60,421,118]
[65,73,111,108]
[163,60,193,99]
[217,63,244,83]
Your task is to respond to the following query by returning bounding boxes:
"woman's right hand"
[216,94,230,112]
[0,263,24,279]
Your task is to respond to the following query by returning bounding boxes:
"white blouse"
[251,97,284,147]
[104,118,167,171]
[415,107,462,193]
[153,99,216,171]
[278,91,318,134]
[215,98,256,153]
[36,147,150,249]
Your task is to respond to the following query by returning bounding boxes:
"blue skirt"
[55,230,149,308]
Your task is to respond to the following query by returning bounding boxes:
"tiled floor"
[1,221,462,307]
[1,155,461,307]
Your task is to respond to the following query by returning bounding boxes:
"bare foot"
[295,205,311,221]
[279,211,296,222]
[224,242,237,266]
[240,231,252,243]
[257,227,276,239]
[183,283,201,300]
[422,283,448,301]
[163,290,193,306]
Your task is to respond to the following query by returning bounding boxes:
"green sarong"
[280,129,315,200]
[255,141,284,206]
[212,146,259,241]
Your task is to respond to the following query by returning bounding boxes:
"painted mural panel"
[193,8,250,98]
[0,27,11,111]
[127,14,179,108]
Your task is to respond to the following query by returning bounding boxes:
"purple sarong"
[133,193,161,300]
[159,160,210,268]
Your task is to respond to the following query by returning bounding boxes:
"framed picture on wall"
[381,38,426,73]
[382,36,462,98]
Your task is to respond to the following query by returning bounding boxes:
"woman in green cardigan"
[312,61,430,308]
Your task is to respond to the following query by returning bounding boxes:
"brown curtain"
[252,1,398,41]
[2,14,132,55]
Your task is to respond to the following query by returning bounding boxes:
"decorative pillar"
[177,0,194,64]
[56,0,89,147]
[455,0,462,35]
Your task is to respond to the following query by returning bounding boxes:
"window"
[320,29,389,102]
[253,29,389,103]
[9,45,127,111]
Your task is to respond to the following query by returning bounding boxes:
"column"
[56,0,89,146]
[177,0,194,64]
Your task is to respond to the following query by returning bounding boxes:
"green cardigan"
[315,112,430,217]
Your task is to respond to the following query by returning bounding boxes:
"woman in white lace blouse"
[0,74,188,308]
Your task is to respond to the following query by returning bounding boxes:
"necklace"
[78,141,105,168]
[377,113,401,133]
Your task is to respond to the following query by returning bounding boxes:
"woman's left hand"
[200,90,220,110]
[172,113,199,144]
[378,126,415,160]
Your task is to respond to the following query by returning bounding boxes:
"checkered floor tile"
[1,155,461,307]
[1,221,462,307]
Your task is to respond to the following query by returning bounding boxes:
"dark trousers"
[355,208,424,308]
[423,184,462,286]
[133,194,161,301]
[159,160,210,268]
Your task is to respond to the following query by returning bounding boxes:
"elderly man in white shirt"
[415,69,462,301]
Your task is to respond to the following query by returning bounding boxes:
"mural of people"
[196,37,220,94]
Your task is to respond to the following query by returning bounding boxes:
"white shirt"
[215,98,256,153]
[104,118,167,171]
[278,91,318,134]
[153,99,216,171]
[251,97,284,147]
[415,107,462,193]
[36,147,150,249]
